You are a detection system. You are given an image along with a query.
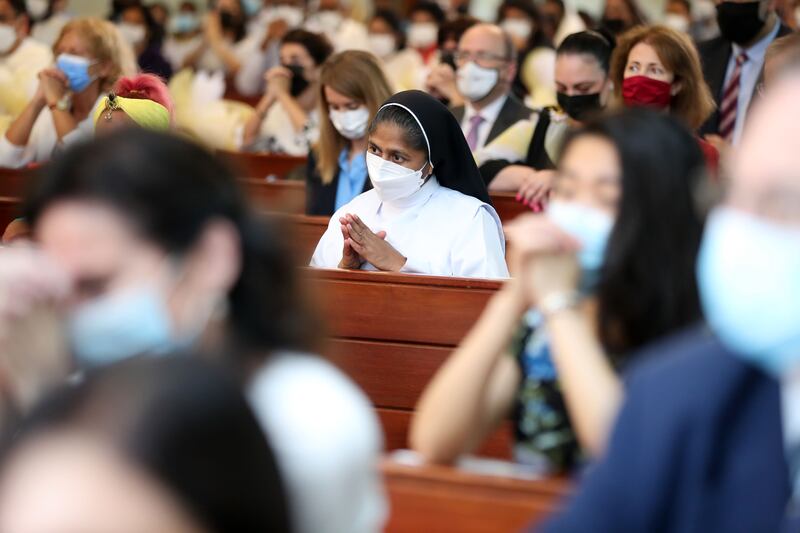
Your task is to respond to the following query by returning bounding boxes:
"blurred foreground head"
[25,129,315,369]
[0,357,291,533]
[697,71,800,376]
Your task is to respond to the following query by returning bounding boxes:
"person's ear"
[181,219,242,301]
[505,59,518,83]
[671,79,683,96]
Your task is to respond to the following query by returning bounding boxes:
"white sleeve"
[309,214,344,268]
[0,110,53,168]
[450,205,510,279]
[233,37,278,96]
[248,354,387,533]
[0,133,28,169]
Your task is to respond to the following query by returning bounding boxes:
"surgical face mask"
[697,207,800,376]
[500,18,533,40]
[26,0,49,20]
[0,23,17,54]
[663,13,690,33]
[368,33,396,58]
[366,152,428,202]
[310,9,342,33]
[547,200,614,278]
[716,1,764,45]
[117,22,147,46]
[557,91,603,121]
[329,106,370,140]
[407,22,438,48]
[170,13,200,34]
[456,61,500,102]
[68,285,177,369]
[56,53,96,92]
[243,0,263,17]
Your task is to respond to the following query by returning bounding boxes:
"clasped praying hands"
[338,214,407,272]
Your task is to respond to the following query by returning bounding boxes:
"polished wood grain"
[217,150,307,180]
[381,458,571,533]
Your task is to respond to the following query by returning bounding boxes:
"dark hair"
[557,29,615,74]
[8,0,28,17]
[561,109,705,358]
[410,0,446,24]
[1,357,291,533]
[281,29,334,66]
[372,8,406,48]
[497,0,552,51]
[437,15,479,47]
[24,129,316,362]
[119,2,165,46]
[369,104,428,155]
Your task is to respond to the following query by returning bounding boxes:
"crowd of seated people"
[0,0,799,531]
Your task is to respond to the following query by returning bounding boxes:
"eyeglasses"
[453,51,510,68]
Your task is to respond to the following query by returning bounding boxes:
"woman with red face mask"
[609,25,719,172]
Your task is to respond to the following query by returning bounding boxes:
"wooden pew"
[305,268,513,457]
[241,178,530,224]
[218,150,307,180]
[382,457,571,533]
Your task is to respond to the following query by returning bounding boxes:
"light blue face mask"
[697,207,800,376]
[242,0,263,17]
[68,285,178,369]
[56,53,95,93]
[547,200,615,289]
[170,13,200,34]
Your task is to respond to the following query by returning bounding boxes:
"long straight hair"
[315,51,394,185]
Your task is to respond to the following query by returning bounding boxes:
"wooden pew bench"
[305,268,513,458]
[382,455,571,533]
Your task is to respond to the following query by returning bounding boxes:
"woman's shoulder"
[430,185,496,219]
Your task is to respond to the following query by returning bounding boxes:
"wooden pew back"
[382,458,570,533]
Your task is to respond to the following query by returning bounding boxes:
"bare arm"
[410,285,526,463]
[242,93,275,146]
[204,12,242,74]
[275,90,309,133]
[487,164,530,192]
[4,96,46,147]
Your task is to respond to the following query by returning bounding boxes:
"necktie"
[466,114,485,151]
[719,52,748,142]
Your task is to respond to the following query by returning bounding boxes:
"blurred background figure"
[0,129,386,533]
[663,0,692,33]
[0,358,292,533]
[0,17,126,167]
[423,15,478,105]
[600,0,647,35]
[413,109,706,472]
[496,0,557,107]
[163,1,204,72]
[540,0,586,46]
[305,50,393,216]
[762,31,800,90]
[407,0,446,67]
[367,8,423,91]
[29,0,72,47]
[148,1,169,28]
[0,0,53,133]
[303,0,369,52]
[243,28,333,154]
[113,0,172,79]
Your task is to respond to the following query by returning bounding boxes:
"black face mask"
[716,1,765,45]
[557,92,603,122]
[601,17,627,34]
[283,64,310,97]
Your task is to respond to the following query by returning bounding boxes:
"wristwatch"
[539,291,582,319]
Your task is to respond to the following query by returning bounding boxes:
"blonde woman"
[0,17,125,167]
[305,50,394,216]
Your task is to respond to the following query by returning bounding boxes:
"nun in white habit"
[310,90,509,279]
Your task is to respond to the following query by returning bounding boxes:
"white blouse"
[310,177,509,279]
[247,352,387,533]
[0,95,103,168]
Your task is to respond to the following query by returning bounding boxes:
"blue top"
[334,149,368,211]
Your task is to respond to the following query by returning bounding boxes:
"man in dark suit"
[698,0,792,146]
[428,23,532,153]
[538,73,800,533]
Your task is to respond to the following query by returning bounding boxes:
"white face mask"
[329,106,370,140]
[407,22,438,48]
[26,0,49,19]
[0,23,18,54]
[368,33,396,59]
[456,61,500,102]
[500,18,532,40]
[663,13,690,33]
[366,152,428,202]
[270,5,304,27]
[309,10,342,33]
[117,22,146,46]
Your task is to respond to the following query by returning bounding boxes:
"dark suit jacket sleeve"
[305,151,331,216]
